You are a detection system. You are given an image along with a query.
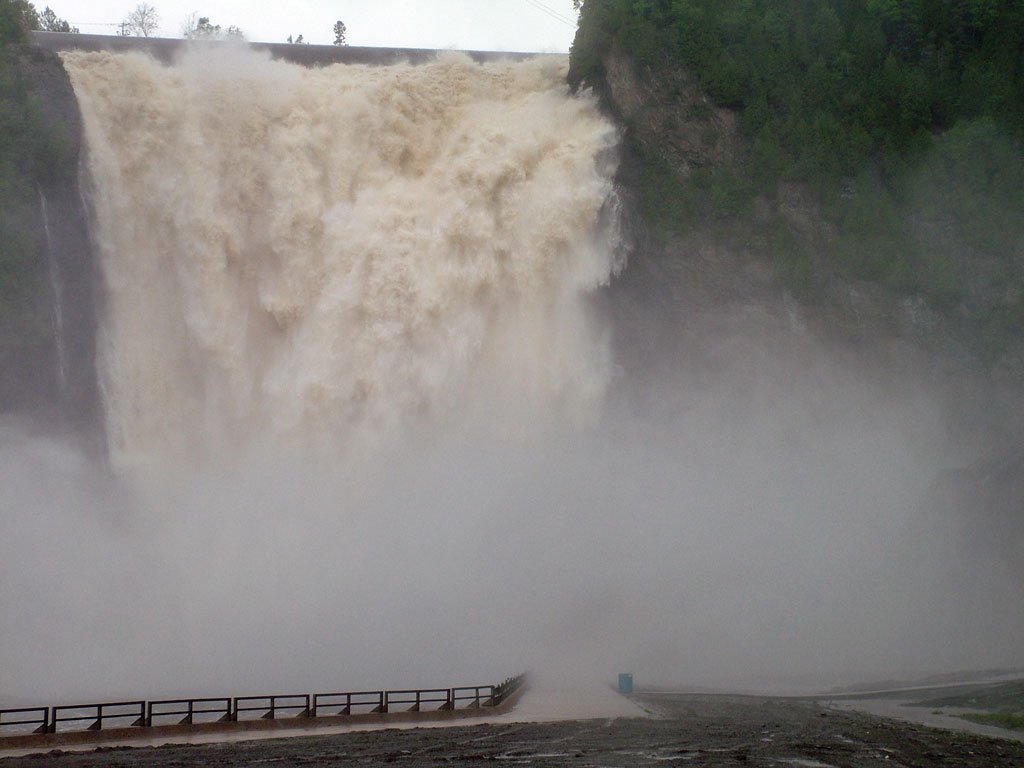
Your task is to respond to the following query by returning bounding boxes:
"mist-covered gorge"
[0,22,1022,704]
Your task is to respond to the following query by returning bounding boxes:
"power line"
[69,21,137,35]
[521,0,576,27]
[525,0,575,25]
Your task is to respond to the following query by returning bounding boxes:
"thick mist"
[2,46,1022,707]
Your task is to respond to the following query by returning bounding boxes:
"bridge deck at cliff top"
[0,685,648,758]
[30,31,544,66]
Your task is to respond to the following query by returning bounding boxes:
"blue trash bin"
[618,673,633,694]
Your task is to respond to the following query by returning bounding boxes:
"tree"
[0,0,39,41]
[181,14,241,40]
[124,2,158,37]
[180,11,197,37]
[287,33,307,44]
[39,6,79,33]
[333,20,346,46]
[182,12,223,39]
[197,17,219,36]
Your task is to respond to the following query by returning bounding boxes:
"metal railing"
[452,685,494,709]
[493,674,526,705]
[50,701,145,733]
[0,674,527,737]
[0,707,49,735]
[232,694,310,721]
[384,688,453,712]
[311,691,385,717]
[147,697,232,726]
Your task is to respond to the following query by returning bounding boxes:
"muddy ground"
[4,693,1024,767]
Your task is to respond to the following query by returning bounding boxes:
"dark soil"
[5,693,1024,767]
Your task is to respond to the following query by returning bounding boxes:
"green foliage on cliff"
[0,0,73,384]
[571,0,1023,182]
[570,0,1024,349]
[0,0,38,43]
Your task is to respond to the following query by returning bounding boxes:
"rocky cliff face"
[599,45,1023,453]
[601,42,743,179]
[6,44,99,441]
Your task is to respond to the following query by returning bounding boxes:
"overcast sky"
[52,0,580,51]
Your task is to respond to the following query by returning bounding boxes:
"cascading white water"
[60,47,620,470]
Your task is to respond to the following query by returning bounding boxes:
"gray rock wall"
[3,43,98,442]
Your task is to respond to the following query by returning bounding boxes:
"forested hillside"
[570,0,1024,357]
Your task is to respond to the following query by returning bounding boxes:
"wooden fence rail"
[0,674,526,738]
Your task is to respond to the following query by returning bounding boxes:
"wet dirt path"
[3,693,1023,766]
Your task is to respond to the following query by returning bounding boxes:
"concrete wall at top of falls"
[30,31,538,66]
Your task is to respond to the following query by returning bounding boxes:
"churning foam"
[61,47,620,469]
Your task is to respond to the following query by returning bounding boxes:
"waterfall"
[60,47,621,469]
